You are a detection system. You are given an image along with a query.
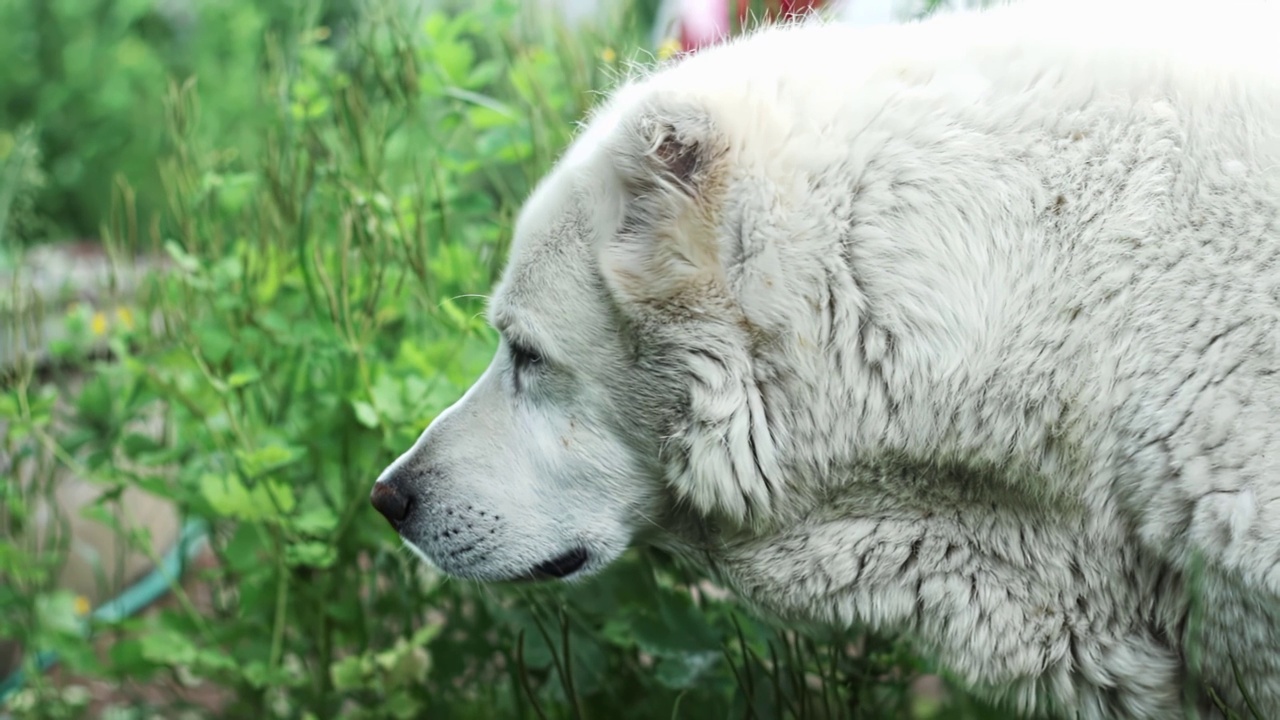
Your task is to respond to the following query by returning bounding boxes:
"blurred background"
[1,1,1005,718]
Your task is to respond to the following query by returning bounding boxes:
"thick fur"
[374,1,1280,717]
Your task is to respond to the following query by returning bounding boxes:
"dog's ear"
[599,99,787,529]
[620,105,718,196]
[601,98,730,310]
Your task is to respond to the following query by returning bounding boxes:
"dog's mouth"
[518,547,590,581]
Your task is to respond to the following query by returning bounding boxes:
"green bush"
[0,0,346,245]
[1,2,1014,718]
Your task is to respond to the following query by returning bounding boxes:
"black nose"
[370,480,411,528]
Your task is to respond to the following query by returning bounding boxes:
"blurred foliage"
[0,0,1022,718]
[0,0,355,246]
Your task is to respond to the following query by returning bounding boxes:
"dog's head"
[369,53,829,581]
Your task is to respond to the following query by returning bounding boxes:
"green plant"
[0,0,346,246]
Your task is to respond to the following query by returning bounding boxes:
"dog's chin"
[400,539,596,583]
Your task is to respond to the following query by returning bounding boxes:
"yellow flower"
[74,595,92,616]
[115,306,135,330]
[656,38,682,61]
[601,47,617,63]
[90,311,108,336]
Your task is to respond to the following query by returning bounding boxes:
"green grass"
[0,1,1019,718]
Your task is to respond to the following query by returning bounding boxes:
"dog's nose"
[370,480,411,527]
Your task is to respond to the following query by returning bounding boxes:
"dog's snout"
[370,479,412,528]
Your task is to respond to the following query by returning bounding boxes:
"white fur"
[376,1,1280,717]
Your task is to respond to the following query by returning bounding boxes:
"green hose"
[0,519,210,709]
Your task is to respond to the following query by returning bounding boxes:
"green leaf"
[121,431,164,459]
[199,473,296,521]
[216,172,258,215]
[330,654,371,692]
[438,295,477,334]
[370,374,406,423]
[629,588,722,657]
[241,660,272,688]
[385,691,423,720]
[36,591,86,637]
[0,393,18,420]
[163,240,201,274]
[236,443,303,478]
[352,399,379,428]
[599,618,634,649]
[284,541,337,569]
[79,503,122,532]
[375,642,432,687]
[139,627,199,667]
[466,101,515,130]
[197,326,234,364]
[195,647,240,673]
[226,370,260,388]
[291,506,338,535]
[106,638,153,675]
[76,375,115,424]
[654,651,721,690]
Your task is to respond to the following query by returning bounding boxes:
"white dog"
[371,1,1280,716]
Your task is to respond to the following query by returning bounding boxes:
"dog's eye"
[508,340,543,374]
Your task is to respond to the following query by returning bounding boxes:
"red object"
[743,0,825,21]
[680,0,825,53]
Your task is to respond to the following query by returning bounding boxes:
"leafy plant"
[0,0,348,245]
